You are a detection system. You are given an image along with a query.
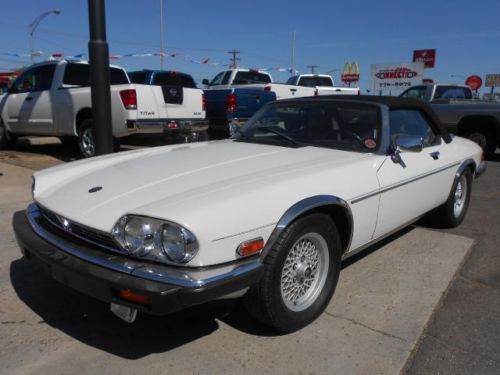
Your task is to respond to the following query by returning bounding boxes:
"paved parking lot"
[0,139,498,374]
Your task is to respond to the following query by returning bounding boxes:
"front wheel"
[243,213,341,332]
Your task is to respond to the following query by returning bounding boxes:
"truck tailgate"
[133,84,205,120]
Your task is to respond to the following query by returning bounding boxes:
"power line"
[307,65,318,74]
[228,50,240,69]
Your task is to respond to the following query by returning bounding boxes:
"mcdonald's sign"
[341,62,360,83]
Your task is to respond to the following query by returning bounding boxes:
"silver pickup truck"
[400,84,500,156]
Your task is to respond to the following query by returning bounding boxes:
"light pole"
[29,9,61,64]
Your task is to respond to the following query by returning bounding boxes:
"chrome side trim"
[341,216,423,261]
[26,203,262,289]
[455,158,476,179]
[261,195,353,257]
[350,161,461,204]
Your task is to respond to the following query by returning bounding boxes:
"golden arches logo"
[341,62,360,82]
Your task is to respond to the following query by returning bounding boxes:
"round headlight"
[160,223,197,263]
[114,216,156,256]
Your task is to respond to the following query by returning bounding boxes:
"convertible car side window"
[389,109,440,147]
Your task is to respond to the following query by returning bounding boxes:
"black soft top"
[282,95,452,143]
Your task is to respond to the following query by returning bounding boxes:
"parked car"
[203,69,358,137]
[128,69,208,141]
[400,83,500,156]
[13,96,485,332]
[0,60,207,157]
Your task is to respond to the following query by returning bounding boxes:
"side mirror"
[202,79,210,85]
[390,135,423,165]
[395,135,424,152]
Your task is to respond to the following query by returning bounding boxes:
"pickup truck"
[128,69,208,141]
[203,69,358,137]
[0,60,207,157]
[400,83,500,156]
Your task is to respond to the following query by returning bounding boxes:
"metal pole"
[88,0,113,156]
[160,0,164,70]
[291,31,296,76]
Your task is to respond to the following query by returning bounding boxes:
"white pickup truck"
[0,60,207,157]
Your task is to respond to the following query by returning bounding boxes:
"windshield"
[236,101,381,151]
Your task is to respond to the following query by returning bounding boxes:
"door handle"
[430,151,440,160]
[25,96,33,101]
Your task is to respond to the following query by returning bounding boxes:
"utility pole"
[228,50,240,69]
[88,0,113,156]
[291,31,296,76]
[159,0,165,70]
[307,65,318,74]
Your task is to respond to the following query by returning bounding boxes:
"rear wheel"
[463,128,496,157]
[426,167,472,228]
[243,213,341,332]
[78,119,95,158]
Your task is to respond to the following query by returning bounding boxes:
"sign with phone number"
[371,62,424,92]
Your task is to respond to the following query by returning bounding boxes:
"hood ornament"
[88,186,103,193]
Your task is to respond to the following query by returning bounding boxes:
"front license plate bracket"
[110,303,137,323]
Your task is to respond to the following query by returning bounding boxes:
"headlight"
[111,215,198,264]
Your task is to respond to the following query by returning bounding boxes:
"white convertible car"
[13,96,486,332]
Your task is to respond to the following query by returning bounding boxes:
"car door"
[374,108,457,238]
[5,64,56,134]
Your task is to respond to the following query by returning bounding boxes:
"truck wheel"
[463,128,496,157]
[243,213,341,333]
[0,121,17,149]
[78,119,95,158]
[426,167,472,228]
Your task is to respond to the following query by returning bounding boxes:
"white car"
[13,96,486,332]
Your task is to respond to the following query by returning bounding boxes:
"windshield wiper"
[255,126,299,147]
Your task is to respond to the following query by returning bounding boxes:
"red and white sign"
[371,62,424,92]
[465,75,483,91]
[413,49,436,68]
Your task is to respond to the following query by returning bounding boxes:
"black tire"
[243,213,342,333]
[426,167,472,228]
[463,128,496,157]
[0,121,17,149]
[197,130,208,142]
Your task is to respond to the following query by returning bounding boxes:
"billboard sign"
[371,62,424,92]
[412,49,436,68]
[341,61,360,83]
[485,74,500,87]
[465,75,483,91]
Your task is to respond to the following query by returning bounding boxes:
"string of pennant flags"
[0,51,298,73]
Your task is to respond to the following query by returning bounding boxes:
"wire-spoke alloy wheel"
[453,175,467,219]
[243,213,342,333]
[280,233,329,312]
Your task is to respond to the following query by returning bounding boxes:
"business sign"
[413,49,436,68]
[465,75,483,91]
[341,61,360,83]
[485,74,500,87]
[371,62,424,92]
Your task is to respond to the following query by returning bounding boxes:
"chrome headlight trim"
[111,214,199,264]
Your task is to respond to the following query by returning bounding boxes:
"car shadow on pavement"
[9,225,417,359]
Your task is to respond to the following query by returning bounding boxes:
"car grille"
[37,204,121,252]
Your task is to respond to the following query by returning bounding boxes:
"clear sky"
[1,0,499,93]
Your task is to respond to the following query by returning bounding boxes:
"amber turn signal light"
[236,237,264,257]
[117,289,150,305]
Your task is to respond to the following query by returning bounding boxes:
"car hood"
[34,140,368,232]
